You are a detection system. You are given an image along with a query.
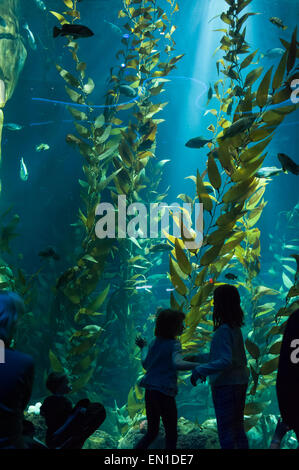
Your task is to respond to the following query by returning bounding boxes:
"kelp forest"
[0,0,298,449]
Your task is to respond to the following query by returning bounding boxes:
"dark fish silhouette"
[53,24,94,39]
[56,267,79,289]
[119,84,137,98]
[269,17,287,30]
[220,116,256,140]
[225,273,238,280]
[185,136,212,148]
[38,247,60,261]
[207,83,213,103]
[278,153,299,175]
[146,243,173,254]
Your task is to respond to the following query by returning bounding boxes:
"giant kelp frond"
[164,1,298,426]
[50,0,183,400]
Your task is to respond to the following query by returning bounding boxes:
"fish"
[261,48,284,60]
[4,123,23,131]
[207,83,213,103]
[270,17,288,30]
[277,153,299,175]
[283,244,299,251]
[23,23,37,50]
[104,20,122,35]
[36,143,50,152]
[33,0,46,11]
[146,243,173,254]
[0,16,7,28]
[53,24,94,39]
[185,136,212,149]
[256,166,284,178]
[38,247,60,261]
[20,158,28,181]
[220,116,256,140]
[56,267,79,289]
[147,274,168,282]
[119,84,138,98]
[0,79,5,107]
[224,273,238,280]
[227,100,233,116]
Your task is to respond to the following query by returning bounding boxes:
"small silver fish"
[104,20,122,35]
[4,123,23,131]
[34,0,46,11]
[20,158,29,181]
[36,143,50,152]
[23,23,37,50]
[256,166,284,178]
[262,48,284,59]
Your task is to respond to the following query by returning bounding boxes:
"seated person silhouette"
[0,291,35,449]
[41,372,106,449]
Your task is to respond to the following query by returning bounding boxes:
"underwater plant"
[0,0,27,191]
[0,0,296,446]
[155,0,299,429]
[47,0,183,410]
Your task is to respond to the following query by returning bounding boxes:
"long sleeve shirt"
[140,338,200,397]
[0,348,34,448]
[193,324,249,387]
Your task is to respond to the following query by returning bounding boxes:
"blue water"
[0,0,298,443]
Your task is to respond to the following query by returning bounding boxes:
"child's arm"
[172,341,201,370]
[193,326,233,378]
[183,353,210,363]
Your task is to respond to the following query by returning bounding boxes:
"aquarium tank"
[0,0,298,450]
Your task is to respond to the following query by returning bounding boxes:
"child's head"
[154,309,185,339]
[213,284,244,330]
[46,372,71,395]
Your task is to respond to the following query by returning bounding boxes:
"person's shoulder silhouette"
[276,309,299,435]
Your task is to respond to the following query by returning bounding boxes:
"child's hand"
[190,373,197,387]
[190,369,206,386]
[135,335,147,349]
[198,374,206,383]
